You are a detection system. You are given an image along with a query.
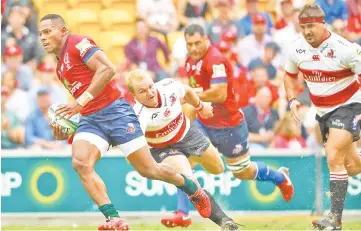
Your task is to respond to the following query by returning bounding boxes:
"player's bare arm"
[197,82,227,103]
[182,85,213,118]
[284,72,301,126]
[83,50,115,97]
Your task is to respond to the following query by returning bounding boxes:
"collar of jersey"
[306,31,332,51]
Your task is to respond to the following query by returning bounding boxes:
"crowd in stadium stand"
[1,0,361,151]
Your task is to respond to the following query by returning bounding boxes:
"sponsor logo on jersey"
[212,64,226,78]
[312,55,320,61]
[296,49,306,54]
[75,38,96,57]
[62,79,83,95]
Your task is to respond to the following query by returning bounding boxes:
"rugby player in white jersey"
[284,4,361,230]
[126,69,240,230]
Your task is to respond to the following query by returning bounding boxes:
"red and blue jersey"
[56,34,121,116]
[185,46,243,127]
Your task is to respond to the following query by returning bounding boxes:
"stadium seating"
[67,9,101,45]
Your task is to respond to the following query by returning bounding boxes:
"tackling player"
[127,69,241,230]
[162,23,295,226]
[284,4,361,230]
[38,14,212,230]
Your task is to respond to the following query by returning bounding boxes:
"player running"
[38,14,212,231]
[161,23,295,226]
[126,69,242,230]
[284,4,361,230]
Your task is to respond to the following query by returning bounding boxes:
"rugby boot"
[161,210,192,228]
[277,167,294,202]
[312,213,342,230]
[98,217,129,230]
[188,188,211,218]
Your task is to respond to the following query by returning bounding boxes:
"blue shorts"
[193,119,249,158]
[73,98,147,156]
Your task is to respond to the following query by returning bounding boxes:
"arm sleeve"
[74,37,101,64]
[206,57,229,85]
[345,43,361,77]
[284,49,299,79]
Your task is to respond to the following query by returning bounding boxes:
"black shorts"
[316,103,361,144]
[150,125,210,163]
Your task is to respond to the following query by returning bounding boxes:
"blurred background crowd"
[1,0,361,151]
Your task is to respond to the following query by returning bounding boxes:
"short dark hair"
[184,24,205,37]
[40,14,66,25]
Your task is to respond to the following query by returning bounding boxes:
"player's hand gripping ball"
[48,104,80,135]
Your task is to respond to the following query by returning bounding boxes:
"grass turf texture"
[2,216,361,230]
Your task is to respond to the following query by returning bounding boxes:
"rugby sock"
[177,174,199,195]
[176,188,190,215]
[99,203,120,218]
[330,170,349,224]
[204,190,231,226]
[254,161,285,185]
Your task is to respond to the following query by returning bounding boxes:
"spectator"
[315,0,348,25]
[1,4,43,69]
[216,40,249,107]
[248,41,280,80]
[273,8,302,69]
[30,62,68,107]
[3,0,38,33]
[137,0,178,35]
[1,44,33,91]
[331,19,350,40]
[243,87,279,149]
[25,88,65,149]
[274,0,294,30]
[270,112,307,149]
[238,0,274,36]
[237,13,273,66]
[1,71,31,122]
[247,65,279,105]
[1,86,24,149]
[206,0,243,44]
[176,0,210,29]
[124,18,170,82]
[346,0,361,40]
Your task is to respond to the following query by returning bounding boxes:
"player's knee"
[325,146,344,168]
[137,165,159,180]
[346,164,361,176]
[72,157,93,174]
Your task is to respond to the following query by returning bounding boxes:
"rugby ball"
[48,104,81,135]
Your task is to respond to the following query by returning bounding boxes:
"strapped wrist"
[77,91,94,107]
[288,98,300,109]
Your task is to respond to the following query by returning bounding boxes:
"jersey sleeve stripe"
[210,77,227,84]
[82,47,100,63]
[285,71,298,79]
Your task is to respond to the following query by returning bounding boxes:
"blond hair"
[126,69,151,94]
[298,4,325,21]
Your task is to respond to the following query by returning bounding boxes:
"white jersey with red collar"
[285,32,361,116]
[133,79,189,148]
